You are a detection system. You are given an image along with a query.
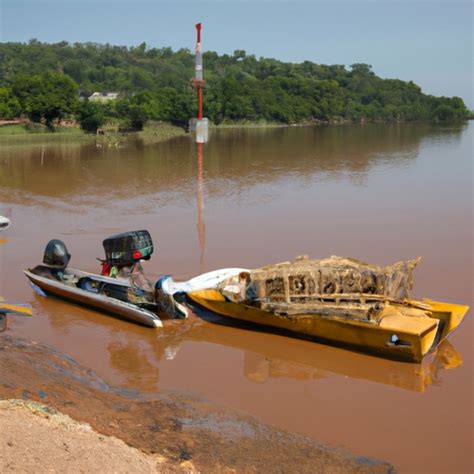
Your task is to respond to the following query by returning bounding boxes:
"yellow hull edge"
[187,290,452,362]
[0,303,33,316]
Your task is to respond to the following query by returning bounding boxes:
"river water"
[0,123,472,472]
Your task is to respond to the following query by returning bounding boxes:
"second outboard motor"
[102,230,153,266]
[43,239,71,271]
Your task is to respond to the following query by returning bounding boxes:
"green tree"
[0,86,21,119]
[0,41,469,126]
[76,100,106,133]
[432,104,463,122]
[115,92,151,130]
[12,72,78,128]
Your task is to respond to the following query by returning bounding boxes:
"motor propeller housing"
[43,239,71,270]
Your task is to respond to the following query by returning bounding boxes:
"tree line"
[0,40,468,131]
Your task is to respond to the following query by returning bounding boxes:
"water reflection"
[0,232,8,294]
[196,142,206,272]
[185,319,463,393]
[107,338,159,390]
[0,124,466,204]
[29,293,463,394]
[242,340,462,392]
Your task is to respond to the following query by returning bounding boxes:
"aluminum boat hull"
[24,266,162,328]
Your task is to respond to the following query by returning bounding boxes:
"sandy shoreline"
[1,400,189,473]
[0,334,394,473]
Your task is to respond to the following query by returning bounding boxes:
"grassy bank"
[0,123,85,135]
[212,119,288,128]
[0,121,187,145]
[0,123,94,146]
[138,121,187,143]
[212,117,357,128]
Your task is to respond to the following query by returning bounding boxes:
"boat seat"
[31,264,57,278]
[31,264,76,284]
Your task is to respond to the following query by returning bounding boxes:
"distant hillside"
[0,40,468,130]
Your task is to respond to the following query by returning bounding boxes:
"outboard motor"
[43,239,71,271]
[101,230,153,276]
[99,230,155,304]
[102,230,153,266]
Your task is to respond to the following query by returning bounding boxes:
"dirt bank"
[0,400,183,473]
[0,334,393,473]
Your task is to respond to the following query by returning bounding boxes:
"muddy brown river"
[0,123,472,472]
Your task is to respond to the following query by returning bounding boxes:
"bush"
[12,72,78,129]
[76,100,106,133]
[0,87,21,119]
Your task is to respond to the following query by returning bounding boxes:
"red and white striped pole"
[191,22,208,143]
[195,23,203,120]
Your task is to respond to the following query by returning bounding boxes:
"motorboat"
[25,265,164,328]
[164,255,469,362]
[24,230,185,328]
[24,232,469,361]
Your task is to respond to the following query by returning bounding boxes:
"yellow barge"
[186,256,469,362]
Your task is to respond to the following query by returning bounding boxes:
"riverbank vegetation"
[0,40,469,133]
[0,120,185,148]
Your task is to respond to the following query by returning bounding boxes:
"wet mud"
[0,334,393,473]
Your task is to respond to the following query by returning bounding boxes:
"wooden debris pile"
[222,256,422,322]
